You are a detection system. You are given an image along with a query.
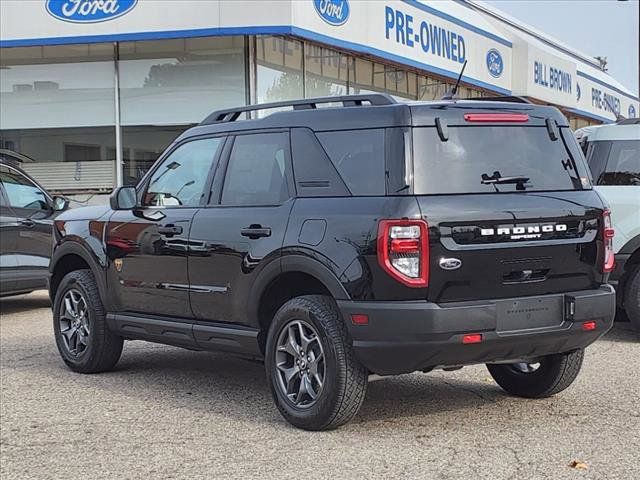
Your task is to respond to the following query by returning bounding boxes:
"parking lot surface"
[1,291,638,480]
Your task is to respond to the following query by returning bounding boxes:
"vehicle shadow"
[603,321,638,343]
[63,342,508,430]
[0,291,50,315]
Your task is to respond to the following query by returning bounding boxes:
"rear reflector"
[351,314,369,326]
[462,334,483,344]
[582,321,597,331]
[464,113,529,123]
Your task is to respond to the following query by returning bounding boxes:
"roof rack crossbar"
[200,94,396,124]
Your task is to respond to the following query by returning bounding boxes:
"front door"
[105,136,224,318]
[189,131,294,327]
[0,164,55,293]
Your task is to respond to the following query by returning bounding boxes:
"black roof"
[176,95,569,143]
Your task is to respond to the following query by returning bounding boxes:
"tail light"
[377,220,429,287]
[602,209,615,273]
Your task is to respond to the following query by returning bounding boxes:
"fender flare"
[49,241,108,304]
[619,233,640,257]
[246,254,350,325]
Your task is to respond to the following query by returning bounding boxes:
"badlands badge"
[114,258,123,272]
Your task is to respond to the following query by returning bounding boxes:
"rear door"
[105,136,224,318]
[411,116,606,304]
[188,131,294,330]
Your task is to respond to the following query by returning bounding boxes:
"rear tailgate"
[411,107,607,303]
[416,192,605,303]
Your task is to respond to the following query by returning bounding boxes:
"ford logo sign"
[46,0,138,23]
[486,49,504,78]
[629,105,637,118]
[313,0,350,26]
[439,258,462,271]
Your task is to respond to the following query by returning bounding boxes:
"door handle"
[240,225,272,239]
[157,224,183,236]
[19,219,35,228]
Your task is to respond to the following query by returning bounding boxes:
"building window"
[304,44,349,97]
[117,36,246,184]
[256,36,303,103]
[0,44,117,192]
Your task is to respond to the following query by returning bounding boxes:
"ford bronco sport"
[49,94,615,430]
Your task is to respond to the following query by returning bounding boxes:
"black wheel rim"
[275,320,326,409]
[59,288,90,357]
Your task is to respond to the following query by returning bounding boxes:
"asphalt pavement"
[1,291,638,480]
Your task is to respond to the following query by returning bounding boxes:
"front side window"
[0,166,48,211]
[143,137,223,207]
[221,133,290,206]
[588,140,640,186]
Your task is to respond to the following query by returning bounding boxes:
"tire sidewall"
[53,272,101,369]
[624,265,640,331]
[265,298,343,429]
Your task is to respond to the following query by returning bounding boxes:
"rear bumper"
[338,285,615,375]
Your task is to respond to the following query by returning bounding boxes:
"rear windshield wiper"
[481,171,530,191]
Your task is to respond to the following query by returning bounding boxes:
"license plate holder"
[496,296,563,332]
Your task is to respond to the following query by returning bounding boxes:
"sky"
[482,0,639,95]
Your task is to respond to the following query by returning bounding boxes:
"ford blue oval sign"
[486,49,504,78]
[629,105,637,118]
[46,0,138,23]
[313,0,350,26]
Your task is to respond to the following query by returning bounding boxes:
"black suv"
[49,95,615,430]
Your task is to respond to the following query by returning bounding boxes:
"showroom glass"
[143,137,222,207]
[118,37,245,184]
[304,44,349,98]
[256,36,304,104]
[221,133,289,206]
[0,166,48,211]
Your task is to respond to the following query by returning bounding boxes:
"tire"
[265,295,368,431]
[487,349,584,398]
[624,265,640,332]
[53,269,123,373]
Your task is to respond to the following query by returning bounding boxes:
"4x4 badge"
[439,258,462,270]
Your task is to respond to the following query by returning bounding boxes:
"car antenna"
[441,60,467,100]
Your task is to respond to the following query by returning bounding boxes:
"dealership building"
[1,0,638,197]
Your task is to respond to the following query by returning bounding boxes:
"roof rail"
[464,96,533,104]
[200,94,397,124]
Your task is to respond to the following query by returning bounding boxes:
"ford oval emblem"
[629,104,637,118]
[313,0,350,26]
[46,0,138,23]
[439,257,462,271]
[486,49,504,78]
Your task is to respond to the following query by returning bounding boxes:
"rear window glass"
[587,140,640,186]
[316,129,385,195]
[413,126,589,194]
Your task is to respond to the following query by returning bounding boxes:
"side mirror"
[110,186,138,210]
[52,196,69,212]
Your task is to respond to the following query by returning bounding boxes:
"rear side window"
[316,129,385,195]
[413,126,588,194]
[587,140,640,186]
[221,132,290,206]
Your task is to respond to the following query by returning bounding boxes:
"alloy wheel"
[275,320,326,408]
[58,288,90,357]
